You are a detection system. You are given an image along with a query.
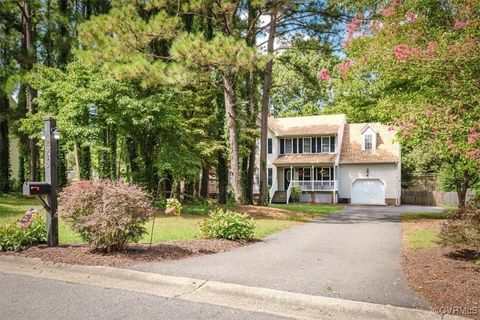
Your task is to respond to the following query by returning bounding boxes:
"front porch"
[269,166,338,204]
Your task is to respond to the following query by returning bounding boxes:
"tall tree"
[333,0,480,206]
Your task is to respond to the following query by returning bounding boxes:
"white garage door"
[351,179,385,205]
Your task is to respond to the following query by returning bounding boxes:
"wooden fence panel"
[402,189,475,206]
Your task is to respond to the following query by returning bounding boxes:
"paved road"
[0,273,289,320]
[131,205,443,309]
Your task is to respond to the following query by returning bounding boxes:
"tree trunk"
[223,75,244,204]
[217,152,228,204]
[258,12,277,205]
[200,167,210,199]
[20,1,39,181]
[0,94,10,193]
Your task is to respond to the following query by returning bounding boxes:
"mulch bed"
[238,205,306,219]
[1,239,247,267]
[402,220,480,319]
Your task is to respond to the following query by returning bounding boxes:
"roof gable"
[340,123,400,164]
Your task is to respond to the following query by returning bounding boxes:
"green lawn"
[404,229,440,250]
[270,203,342,217]
[0,196,299,244]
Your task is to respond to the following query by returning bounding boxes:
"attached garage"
[351,179,385,205]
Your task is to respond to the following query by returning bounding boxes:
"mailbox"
[23,182,52,196]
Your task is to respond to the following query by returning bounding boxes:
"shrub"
[439,195,480,253]
[200,208,255,240]
[166,198,182,216]
[59,180,155,252]
[0,215,46,251]
[290,186,303,202]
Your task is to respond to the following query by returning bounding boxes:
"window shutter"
[293,139,297,153]
[268,138,272,154]
[280,139,284,154]
[299,138,303,153]
[330,136,335,153]
[312,138,316,153]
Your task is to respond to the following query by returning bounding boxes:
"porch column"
[311,165,314,191]
[290,165,293,186]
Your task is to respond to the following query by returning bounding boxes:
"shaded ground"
[1,239,245,267]
[130,205,439,308]
[402,219,480,319]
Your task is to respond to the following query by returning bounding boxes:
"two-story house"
[259,114,401,205]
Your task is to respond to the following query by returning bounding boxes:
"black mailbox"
[23,182,52,196]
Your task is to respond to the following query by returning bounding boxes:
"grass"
[401,211,445,250]
[401,211,447,221]
[404,229,440,250]
[270,203,342,217]
[0,195,299,245]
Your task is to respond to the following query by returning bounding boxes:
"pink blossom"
[424,109,433,116]
[405,11,417,23]
[467,149,480,159]
[427,41,437,55]
[382,7,394,17]
[318,69,331,81]
[339,60,353,78]
[347,23,357,33]
[394,44,410,61]
[454,20,465,28]
[351,18,361,25]
[387,125,395,131]
[467,128,479,144]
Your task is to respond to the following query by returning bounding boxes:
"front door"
[284,168,292,190]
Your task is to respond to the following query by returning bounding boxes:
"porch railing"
[290,180,338,191]
[268,180,278,204]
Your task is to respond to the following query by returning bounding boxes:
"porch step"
[271,191,288,204]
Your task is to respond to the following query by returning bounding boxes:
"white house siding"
[253,128,278,194]
[338,163,400,202]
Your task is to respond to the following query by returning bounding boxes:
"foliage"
[437,162,480,192]
[59,180,155,252]
[200,208,255,240]
[165,198,182,216]
[270,39,338,117]
[439,195,480,253]
[326,0,480,204]
[0,215,46,251]
[290,186,303,202]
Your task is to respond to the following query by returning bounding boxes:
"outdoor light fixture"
[366,168,370,177]
[40,128,61,140]
[53,129,61,140]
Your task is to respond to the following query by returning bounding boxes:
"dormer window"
[364,134,373,150]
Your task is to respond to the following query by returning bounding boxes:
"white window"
[303,138,311,153]
[364,134,373,150]
[285,139,293,153]
[322,137,330,153]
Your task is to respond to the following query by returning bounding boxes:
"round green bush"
[200,208,255,240]
[290,185,303,202]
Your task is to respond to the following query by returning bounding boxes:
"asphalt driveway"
[130,205,443,308]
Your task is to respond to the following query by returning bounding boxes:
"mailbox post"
[22,117,59,246]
